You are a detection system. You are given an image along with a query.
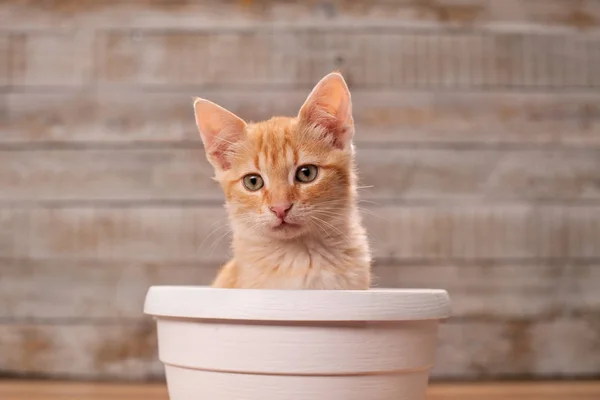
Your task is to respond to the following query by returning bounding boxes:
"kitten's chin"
[232,220,308,241]
[265,222,308,240]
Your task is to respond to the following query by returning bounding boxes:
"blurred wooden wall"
[1,0,599,381]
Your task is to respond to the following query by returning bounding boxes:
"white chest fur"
[235,233,370,289]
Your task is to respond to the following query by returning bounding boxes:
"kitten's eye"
[242,174,264,191]
[295,164,318,183]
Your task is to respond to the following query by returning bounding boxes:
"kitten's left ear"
[298,72,354,149]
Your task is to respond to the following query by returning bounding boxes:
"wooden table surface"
[0,380,599,400]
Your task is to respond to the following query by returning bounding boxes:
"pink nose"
[269,202,293,219]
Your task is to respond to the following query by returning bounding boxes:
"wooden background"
[1,0,600,381]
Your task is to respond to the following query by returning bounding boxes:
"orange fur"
[193,72,371,289]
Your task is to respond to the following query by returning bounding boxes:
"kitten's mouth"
[272,220,301,230]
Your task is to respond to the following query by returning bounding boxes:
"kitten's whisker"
[307,216,332,238]
[208,228,233,257]
[358,199,380,205]
[317,199,381,218]
[316,206,357,216]
[304,219,317,237]
[199,220,228,250]
[357,207,384,219]
[314,210,349,219]
[320,205,381,220]
[316,207,349,214]
[310,215,350,241]
[317,199,349,205]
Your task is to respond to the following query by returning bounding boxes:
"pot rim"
[144,286,451,321]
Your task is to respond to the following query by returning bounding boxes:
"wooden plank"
[0,381,168,400]
[3,91,192,144]
[3,382,600,400]
[2,1,600,30]
[433,316,600,378]
[375,263,600,320]
[428,381,600,399]
[0,260,217,320]
[520,0,600,31]
[1,205,599,263]
[5,29,591,89]
[10,32,94,86]
[1,381,600,400]
[1,317,598,380]
[4,90,600,146]
[0,322,163,380]
[0,207,233,263]
[95,30,304,87]
[367,205,600,260]
[93,30,600,89]
[0,148,216,202]
[1,260,598,320]
[3,147,600,202]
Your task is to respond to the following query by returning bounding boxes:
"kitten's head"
[193,72,356,240]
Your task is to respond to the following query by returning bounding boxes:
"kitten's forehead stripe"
[253,153,260,170]
[255,128,263,150]
[258,152,268,177]
[275,129,285,165]
[285,145,294,166]
[261,137,270,168]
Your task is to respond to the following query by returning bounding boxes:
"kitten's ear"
[298,72,354,149]
[193,98,247,171]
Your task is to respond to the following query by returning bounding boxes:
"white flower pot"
[144,287,451,400]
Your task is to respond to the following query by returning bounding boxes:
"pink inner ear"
[206,128,242,170]
[194,98,247,170]
[299,73,354,149]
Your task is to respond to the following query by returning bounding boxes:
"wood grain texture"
[1,317,598,380]
[428,381,600,399]
[1,0,600,30]
[0,35,9,87]
[1,381,599,400]
[10,32,94,87]
[3,147,600,202]
[1,205,599,263]
[4,91,600,145]
[0,260,216,320]
[2,0,600,382]
[0,322,163,380]
[1,260,598,320]
[91,30,600,89]
[1,28,599,88]
[434,316,600,378]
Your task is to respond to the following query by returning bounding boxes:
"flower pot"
[144,287,451,400]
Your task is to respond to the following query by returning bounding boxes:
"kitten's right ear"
[193,98,247,171]
[298,72,354,150]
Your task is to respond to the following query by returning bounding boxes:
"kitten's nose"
[269,202,293,219]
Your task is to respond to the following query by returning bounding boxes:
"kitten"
[193,72,371,289]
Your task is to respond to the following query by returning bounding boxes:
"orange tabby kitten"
[193,72,371,289]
